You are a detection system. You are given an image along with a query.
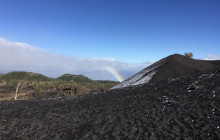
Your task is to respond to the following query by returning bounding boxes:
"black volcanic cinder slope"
[113,54,220,89]
[151,54,220,83]
[0,69,219,139]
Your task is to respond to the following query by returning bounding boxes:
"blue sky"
[0,0,220,80]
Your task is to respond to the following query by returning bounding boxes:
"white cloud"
[203,54,220,60]
[0,38,151,81]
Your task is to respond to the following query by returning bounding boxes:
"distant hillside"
[0,72,119,84]
[0,72,119,100]
[57,74,93,83]
[0,71,52,81]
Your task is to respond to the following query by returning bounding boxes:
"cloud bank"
[0,38,150,81]
[203,54,220,60]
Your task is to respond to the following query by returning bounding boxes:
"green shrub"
[34,83,41,96]
[184,52,193,58]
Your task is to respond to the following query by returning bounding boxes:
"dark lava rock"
[187,85,196,91]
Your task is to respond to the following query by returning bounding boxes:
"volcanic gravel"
[0,70,220,140]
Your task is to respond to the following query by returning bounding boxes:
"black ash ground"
[0,70,219,140]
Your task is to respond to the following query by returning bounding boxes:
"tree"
[14,74,28,100]
[184,52,193,58]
